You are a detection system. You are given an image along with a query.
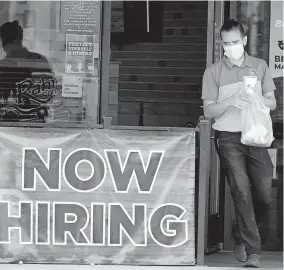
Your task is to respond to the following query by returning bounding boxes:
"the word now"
[22,148,164,193]
[0,202,188,248]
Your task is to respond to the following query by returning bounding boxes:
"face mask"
[224,44,244,61]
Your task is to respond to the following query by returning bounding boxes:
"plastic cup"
[243,75,257,92]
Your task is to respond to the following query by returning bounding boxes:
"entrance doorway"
[110,1,208,128]
[204,1,283,268]
[109,0,283,267]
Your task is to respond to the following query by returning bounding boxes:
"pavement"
[0,263,282,270]
[0,252,283,270]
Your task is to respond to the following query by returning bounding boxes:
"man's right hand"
[203,94,252,119]
[229,94,252,110]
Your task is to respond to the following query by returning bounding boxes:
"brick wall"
[110,1,208,127]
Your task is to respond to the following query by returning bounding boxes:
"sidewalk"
[204,251,283,269]
[0,266,282,270]
[0,252,283,270]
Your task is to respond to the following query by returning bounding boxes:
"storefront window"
[0,1,102,127]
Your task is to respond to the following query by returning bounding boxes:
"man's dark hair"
[220,19,245,39]
[0,20,23,47]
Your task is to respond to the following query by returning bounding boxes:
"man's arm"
[262,91,277,111]
[203,99,231,118]
[203,94,252,118]
[201,67,220,118]
[261,61,277,111]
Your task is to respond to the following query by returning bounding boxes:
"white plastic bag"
[241,93,274,147]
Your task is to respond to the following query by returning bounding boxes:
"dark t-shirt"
[0,47,55,122]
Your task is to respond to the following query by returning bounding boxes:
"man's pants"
[215,131,273,255]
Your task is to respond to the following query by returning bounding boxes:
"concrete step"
[162,35,208,43]
[119,89,202,100]
[119,101,202,116]
[112,43,207,52]
[164,18,208,27]
[119,74,202,84]
[118,82,201,92]
[164,1,207,10]
[117,58,206,68]
[119,66,204,76]
[163,26,207,36]
[111,51,207,60]
[164,10,208,20]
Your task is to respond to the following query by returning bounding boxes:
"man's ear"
[243,36,248,46]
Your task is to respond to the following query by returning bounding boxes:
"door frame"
[206,1,214,68]
[196,0,225,265]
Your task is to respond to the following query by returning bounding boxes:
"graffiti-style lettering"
[16,75,59,105]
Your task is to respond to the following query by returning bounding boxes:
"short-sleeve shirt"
[201,52,276,132]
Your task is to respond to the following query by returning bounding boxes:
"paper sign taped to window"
[62,75,83,98]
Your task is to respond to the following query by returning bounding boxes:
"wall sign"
[269,1,284,78]
[61,0,101,34]
[0,128,196,265]
[62,75,83,98]
[65,34,96,75]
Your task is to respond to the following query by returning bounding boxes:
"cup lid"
[249,68,257,76]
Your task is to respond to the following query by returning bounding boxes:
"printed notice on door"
[62,75,83,98]
[65,34,99,76]
[269,1,284,78]
[61,0,101,34]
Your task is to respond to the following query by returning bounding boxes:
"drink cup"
[243,75,257,93]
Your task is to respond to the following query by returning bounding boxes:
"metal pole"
[146,0,149,32]
[99,1,111,124]
[197,118,212,265]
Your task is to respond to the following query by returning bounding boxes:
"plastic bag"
[241,92,274,147]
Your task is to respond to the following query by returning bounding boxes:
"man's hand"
[229,94,252,110]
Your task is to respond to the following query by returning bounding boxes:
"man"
[202,19,276,268]
[0,20,53,122]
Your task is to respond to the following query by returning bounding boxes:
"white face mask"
[224,44,244,61]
